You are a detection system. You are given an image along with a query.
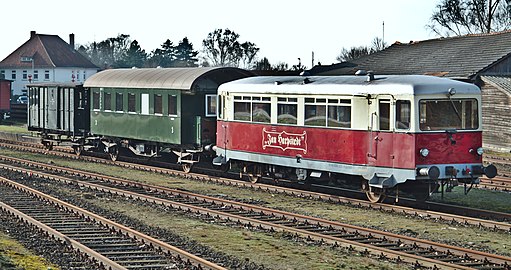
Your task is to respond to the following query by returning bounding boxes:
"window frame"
[205,94,217,117]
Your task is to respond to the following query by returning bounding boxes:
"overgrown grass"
[0,119,28,134]
[0,231,58,270]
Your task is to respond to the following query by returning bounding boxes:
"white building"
[0,31,98,96]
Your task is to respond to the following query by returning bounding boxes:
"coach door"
[367,97,394,168]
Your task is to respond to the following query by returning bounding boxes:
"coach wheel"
[182,163,192,173]
[109,146,119,162]
[43,141,54,151]
[73,145,84,156]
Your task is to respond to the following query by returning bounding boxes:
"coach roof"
[84,67,253,91]
[219,75,480,96]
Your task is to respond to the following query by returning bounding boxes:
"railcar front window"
[419,99,478,130]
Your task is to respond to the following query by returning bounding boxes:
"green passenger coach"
[83,67,252,169]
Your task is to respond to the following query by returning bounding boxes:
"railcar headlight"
[419,148,429,157]
[476,147,484,156]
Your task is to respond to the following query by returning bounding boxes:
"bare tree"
[336,37,388,62]
[428,0,511,36]
[202,28,260,67]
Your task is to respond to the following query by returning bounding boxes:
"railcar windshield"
[419,99,478,131]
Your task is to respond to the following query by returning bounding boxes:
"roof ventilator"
[302,78,312,84]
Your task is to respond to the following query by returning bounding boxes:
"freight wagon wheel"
[73,145,84,156]
[43,141,54,151]
[109,146,119,162]
[182,163,192,173]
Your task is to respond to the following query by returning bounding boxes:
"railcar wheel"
[366,187,386,203]
[182,163,192,173]
[109,146,119,162]
[248,174,260,184]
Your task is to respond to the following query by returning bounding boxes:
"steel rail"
[4,164,510,269]
[1,154,509,233]
[0,176,226,270]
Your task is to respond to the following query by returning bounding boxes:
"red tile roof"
[0,33,97,69]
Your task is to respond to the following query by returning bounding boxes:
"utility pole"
[382,21,385,46]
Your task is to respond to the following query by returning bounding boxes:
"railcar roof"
[219,75,480,96]
[84,67,253,91]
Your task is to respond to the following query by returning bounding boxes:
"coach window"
[154,94,163,115]
[305,98,327,127]
[128,93,136,113]
[327,99,351,128]
[379,99,390,131]
[206,95,216,117]
[104,92,112,111]
[396,100,411,129]
[92,91,100,110]
[116,93,123,112]
[277,97,297,125]
[168,95,177,116]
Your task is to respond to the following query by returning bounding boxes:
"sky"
[1,0,440,68]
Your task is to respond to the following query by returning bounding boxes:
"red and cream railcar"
[213,74,497,202]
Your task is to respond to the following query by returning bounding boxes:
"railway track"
[0,177,225,270]
[0,141,510,230]
[2,158,511,269]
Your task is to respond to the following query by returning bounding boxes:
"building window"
[168,95,177,116]
[154,94,162,114]
[11,70,16,80]
[116,93,123,112]
[33,70,38,81]
[44,70,50,80]
[104,93,112,111]
[205,95,216,117]
[83,71,86,81]
[0,70,5,79]
[128,93,136,113]
[22,70,28,80]
[92,92,100,110]
[277,97,297,125]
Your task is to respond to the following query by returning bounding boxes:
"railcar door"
[367,97,394,169]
